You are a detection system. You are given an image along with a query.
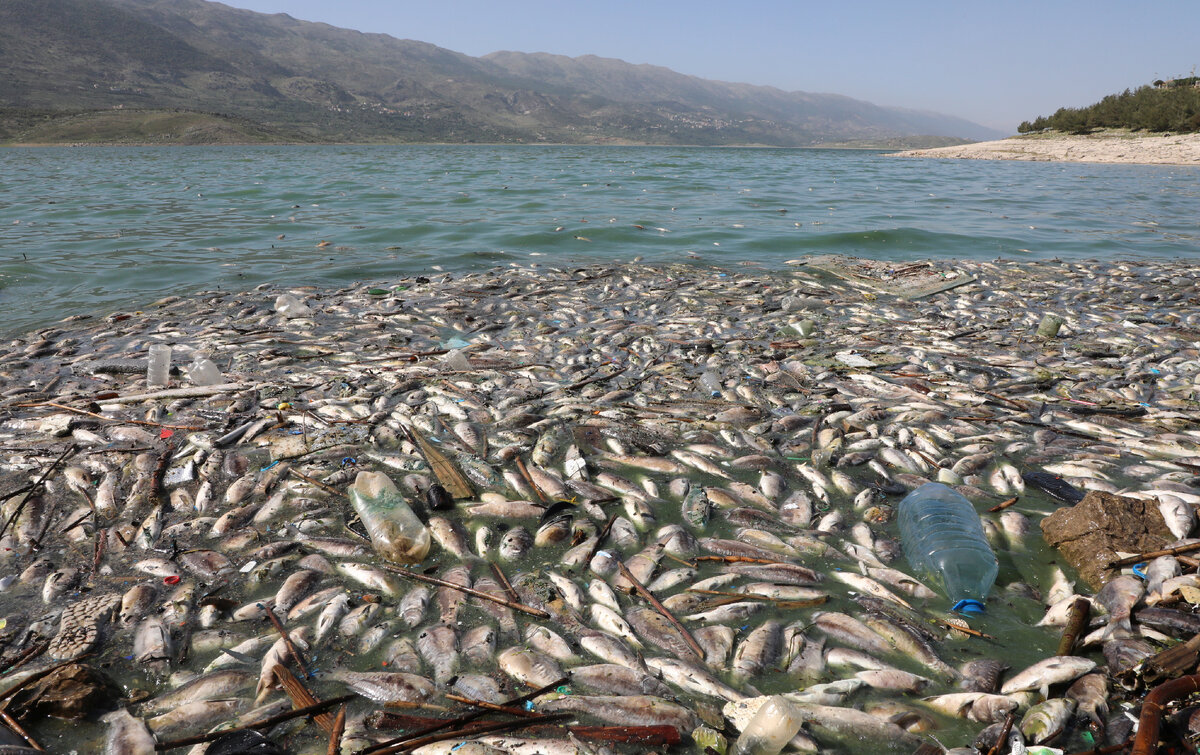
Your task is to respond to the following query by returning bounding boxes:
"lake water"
[1,144,1198,337]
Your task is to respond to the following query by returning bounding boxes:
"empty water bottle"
[898,482,997,614]
[698,370,723,397]
[188,355,224,386]
[731,696,803,755]
[349,471,431,564]
[146,344,172,388]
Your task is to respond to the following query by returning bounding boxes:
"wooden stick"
[286,467,348,498]
[583,513,618,566]
[154,694,354,751]
[372,713,572,755]
[443,693,540,718]
[987,497,1019,513]
[617,560,705,660]
[984,712,1015,755]
[274,665,334,733]
[0,641,49,678]
[1109,541,1200,569]
[1057,598,1092,656]
[37,402,207,431]
[361,676,568,755]
[693,555,786,565]
[96,383,249,405]
[259,604,312,679]
[488,561,521,605]
[327,706,346,755]
[929,617,996,641]
[379,565,549,618]
[514,456,547,504]
[0,709,42,751]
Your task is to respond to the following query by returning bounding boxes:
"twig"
[361,676,568,755]
[617,560,705,659]
[443,693,539,718]
[153,694,354,751]
[488,561,521,605]
[0,444,76,541]
[286,467,348,498]
[583,513,618,565]
[929,616,996,641]
[0,641,49,678]
[378,565,549,618]
[514,456,546,503]
[693,555,786,565]
[259,604,312,679]
[372,713,572,755]
[0,709,42,751]
[327,706,346,755]
[1057,598,1091,655]
[36,402,207,431]
[94,383,249,405]
[987,497,1019,513]
[984,712,1015,755]
[1109,541,1200,569]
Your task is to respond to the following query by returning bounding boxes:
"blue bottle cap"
[953,599,986,614]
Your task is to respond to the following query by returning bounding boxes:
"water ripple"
[1,145,1197,336]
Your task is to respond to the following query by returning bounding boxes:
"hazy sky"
[224,0,1198,133]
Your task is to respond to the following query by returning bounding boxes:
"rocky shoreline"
[892,130,1200,166]
[1,257,1199,753]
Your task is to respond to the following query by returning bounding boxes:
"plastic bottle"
[898,482,998,613]
[188,355,224,386]
[348,471,431,564]
[274,293,312,319]
[731,696,803,755]
[698,370,723,397]
[146,344,172,388]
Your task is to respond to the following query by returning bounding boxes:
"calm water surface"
[1,145,1198,336]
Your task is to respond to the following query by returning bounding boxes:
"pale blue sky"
[224,0,1198,133]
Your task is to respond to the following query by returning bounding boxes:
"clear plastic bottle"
[188,355,224,386]
[731,696,803,755]
[349,471,431,564]
[898,482,998,613]
[146,344,172,388]
[274,293,312,319]
[698,370,723,397]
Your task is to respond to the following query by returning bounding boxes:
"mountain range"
[0,0,1005,146]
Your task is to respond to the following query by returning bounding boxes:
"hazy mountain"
[0,0,1005,145]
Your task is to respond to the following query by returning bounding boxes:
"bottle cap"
[952,599,985,614]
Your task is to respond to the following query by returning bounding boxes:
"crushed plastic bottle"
[898,482,998,613]
[731,696,803,755]
[348,471,431,564]
[441,348,471,371]
[274,293,312,319]
[146,344,171,388]
[187,355,224,386]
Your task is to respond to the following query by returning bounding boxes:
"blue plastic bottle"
[897,482,998,613]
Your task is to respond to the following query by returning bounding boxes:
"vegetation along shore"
[1,257,1199,753]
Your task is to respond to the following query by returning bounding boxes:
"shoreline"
[891,130,1200,165]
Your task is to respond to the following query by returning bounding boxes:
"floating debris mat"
[801,254,978,299]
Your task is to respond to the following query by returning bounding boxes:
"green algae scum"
[0,257,1198,754]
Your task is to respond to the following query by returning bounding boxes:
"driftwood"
[618,560,705,659]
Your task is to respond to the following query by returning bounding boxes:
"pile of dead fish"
[0,257,1198,755]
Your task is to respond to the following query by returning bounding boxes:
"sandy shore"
[892,130,1200,165]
